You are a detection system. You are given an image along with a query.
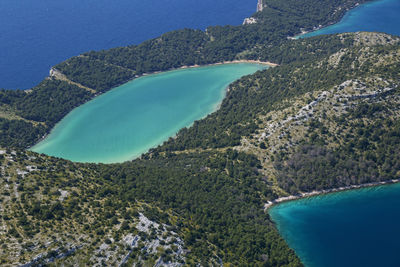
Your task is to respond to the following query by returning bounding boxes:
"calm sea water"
[269,183,400,267]
[31,63,266,163]
[0,0,256,90]
[273,1,400,265]
[302,0,400,38]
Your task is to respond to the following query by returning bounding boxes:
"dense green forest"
[154,34,400,153]
[1,0,399,265]
[254,0,368,34]
[52,0,367,92]
[0,79,93,148]
[100,151,299,265]
[0,118,46,148]
[0,0,365,149]
[1,32,399,265]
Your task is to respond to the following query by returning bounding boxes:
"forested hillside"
[1,32,400,265]
[54,0,367,92]
[1,0,399,265]
[0,149,299,266]
[156,33,400,152]
[0,0,366,150]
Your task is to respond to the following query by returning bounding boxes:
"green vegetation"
[0,79,93,148]
[0,118,46,148]
[52,0,367,92]
[254,0,368,35]
[0,149,299,266]
[155,33,400,153]
[276,90,400,193]
[14,79,93,127]
[0,0,366,149]
[2,31,399,265]
[0,0,399,265]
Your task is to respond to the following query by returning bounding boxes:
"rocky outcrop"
[243,17,257,25]
[49,68,96,93]
[243,0,264,24]
[257,0,264,12]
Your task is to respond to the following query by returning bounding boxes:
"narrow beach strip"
[265,179,400,210]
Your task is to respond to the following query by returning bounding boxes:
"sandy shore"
[264,179,400,210]
[193,59,278,67]
[140,60,278,77]
[176,60,278,71]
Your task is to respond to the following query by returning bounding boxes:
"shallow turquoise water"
[301,0,400,38]
[31,63,266,163]
[269,183,400,267]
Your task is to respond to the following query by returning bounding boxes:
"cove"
[300,0,400,38]
[269,183,400,267]
[31,63,266,163]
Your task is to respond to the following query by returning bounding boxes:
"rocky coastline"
[265,179,400,210]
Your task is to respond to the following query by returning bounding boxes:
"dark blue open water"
[0,0,256,89]
[270,183,400,267]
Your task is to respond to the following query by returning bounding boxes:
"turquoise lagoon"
[270,183,400,267]
[31,63,266,163]
[301,0,400,38]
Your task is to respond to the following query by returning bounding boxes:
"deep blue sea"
[0,0,256,89]
[302,0,400,38]
[270,183,400,267]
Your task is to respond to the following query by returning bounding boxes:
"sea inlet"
[300,0,400,38]
[269,183,400,267]
[31,63,266,163]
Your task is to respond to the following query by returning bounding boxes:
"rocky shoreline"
[243,0,264,24]
[265,179,400,210]
[289,2,364,39]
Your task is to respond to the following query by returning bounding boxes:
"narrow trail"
[49,68,96,93]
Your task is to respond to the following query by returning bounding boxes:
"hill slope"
[1,32,400,265]
[0,0,366,150]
